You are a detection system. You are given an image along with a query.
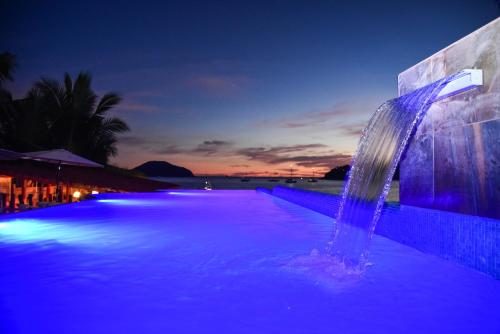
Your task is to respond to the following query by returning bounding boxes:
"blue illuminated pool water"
[0,190,499,333]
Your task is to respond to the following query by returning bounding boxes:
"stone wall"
[398,18,500,219]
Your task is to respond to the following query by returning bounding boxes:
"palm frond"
[101,117,130,133]
[34,77,66,110]
[0,52,16,84]
[72,71,97,117]
[74,71,92,92]
[64,73,73,98]
[95,92,122,116]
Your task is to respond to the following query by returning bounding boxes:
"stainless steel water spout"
[434,69,483,102]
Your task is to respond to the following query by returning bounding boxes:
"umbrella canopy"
[24,149,103,168]
[0,148,25,161]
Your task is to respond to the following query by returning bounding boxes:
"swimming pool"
[1,190,499,333]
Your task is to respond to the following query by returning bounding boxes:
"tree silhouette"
[0,54,130,164]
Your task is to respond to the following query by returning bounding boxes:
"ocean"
[152,177,400,202]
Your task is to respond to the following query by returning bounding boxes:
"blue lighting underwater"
[166,191,204,196]
[0,190,498,333]
[0,218,111,245]
[96,198,144,205]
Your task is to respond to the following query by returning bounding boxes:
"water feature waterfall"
[329,75,457,269]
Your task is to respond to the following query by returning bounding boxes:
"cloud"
[119,137,233,155]
[230,164,250,168]
[118,137,351,170]
[256,103,371,142]
[191,140,233,156]
[116,101,162,113]
[231,170,280,176]
[236,144,327,162]
[341,122,366,137]
[236,144,351,169]
[267,104,356,129]
[202,140,232,146]
[185,74,249,97]
[128,139,234,157]
[275,154,352,168]
[153,145,184,155]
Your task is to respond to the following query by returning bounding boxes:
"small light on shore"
[73,191,81,199]
[91,190,99,195]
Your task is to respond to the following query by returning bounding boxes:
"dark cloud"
[202,140,232,146]
[153,145,184,155]
[119,137,234,156]
[270,154,351,168]
[192,140,233,156]
[341,122,366,137]
[281,154,352,168]
[236,144,351,169]
[236,144,327,162]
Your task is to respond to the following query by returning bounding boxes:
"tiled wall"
[262,186,500,279]
[398,18,500,219]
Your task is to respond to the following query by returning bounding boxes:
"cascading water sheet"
[330,75,456,269]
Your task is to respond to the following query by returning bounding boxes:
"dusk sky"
[2,1,499,176]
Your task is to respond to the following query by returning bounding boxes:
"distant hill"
[324,165,351,180]
[133,161,194,177]
[324,164,400,180]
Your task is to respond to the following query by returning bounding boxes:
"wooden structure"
[0,149,178,212]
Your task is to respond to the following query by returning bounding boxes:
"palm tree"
[0,52,18,149]
[25,71,130,164]
[0,52,16,85]
[0,57,130,164]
